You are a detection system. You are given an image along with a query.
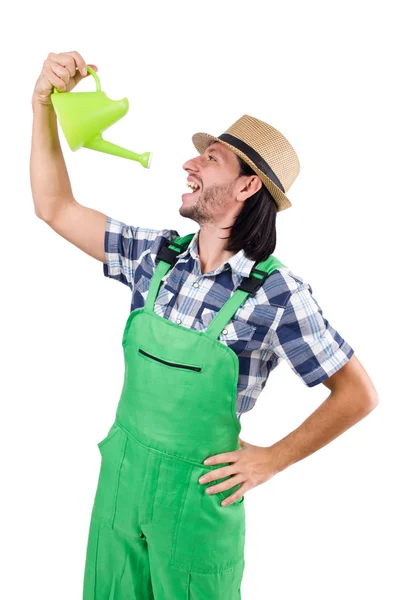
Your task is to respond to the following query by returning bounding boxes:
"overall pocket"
[97,421,121,450]
[138,347,202,373]
[91,423,127,529]
[170,464,246,574]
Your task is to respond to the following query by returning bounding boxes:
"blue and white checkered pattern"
[103,216,354,419]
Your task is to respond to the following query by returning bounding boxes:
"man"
[31,52,378,599]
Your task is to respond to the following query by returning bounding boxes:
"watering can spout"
[50,66,152,168]
[84,134,152,168]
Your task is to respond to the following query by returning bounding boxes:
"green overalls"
[83,234,285,599]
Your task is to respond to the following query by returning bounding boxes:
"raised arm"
[30,50,107,263]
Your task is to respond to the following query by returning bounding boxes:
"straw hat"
[192,114,300,212]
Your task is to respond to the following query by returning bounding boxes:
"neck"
[197,228,237,275]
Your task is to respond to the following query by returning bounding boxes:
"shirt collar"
[176,230,256,278]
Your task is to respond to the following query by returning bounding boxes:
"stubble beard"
[179,181,235,225]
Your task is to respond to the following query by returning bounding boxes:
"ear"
[248,175,263,195]
[236,175,263,202]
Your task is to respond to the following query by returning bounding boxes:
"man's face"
[180,141,242,224]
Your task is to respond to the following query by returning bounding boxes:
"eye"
[208,154,216,161]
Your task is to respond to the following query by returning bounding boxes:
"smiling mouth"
[183,182,201,197]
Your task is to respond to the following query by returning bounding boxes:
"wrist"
[31,97,54,112]
[268,440,292,474]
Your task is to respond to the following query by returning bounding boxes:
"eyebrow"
[207,146,225,159]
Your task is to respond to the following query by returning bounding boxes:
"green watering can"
[50,66,152,168]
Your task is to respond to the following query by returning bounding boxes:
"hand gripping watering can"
[50,66,152,168]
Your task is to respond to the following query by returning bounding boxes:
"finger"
[43,60,69,91]
[71,63,99,87]
[47,52,77,79]
[48,72,68,92]
[49,55,98,92]
[204,451,240,466]
[47,60,71,87]
[206,474,245,496]
[199,465,237,484]
[86,64,99,75]
[220,483,248,507]
[48,51,88,86]
[64,50,89,76]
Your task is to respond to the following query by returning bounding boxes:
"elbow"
[358,383,379,416]
[366,389,379,412]
[364,375,379,412]
[34,206,55,223]
[345,380,379,418]
[33,203,48,221]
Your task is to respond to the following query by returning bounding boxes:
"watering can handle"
[52,65,101,94]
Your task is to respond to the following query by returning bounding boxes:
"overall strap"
[144,233,195,313]
[145,234,287,342]
[205,254,287,341]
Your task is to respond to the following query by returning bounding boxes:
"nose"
[182,154,201,175]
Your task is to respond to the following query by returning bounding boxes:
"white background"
[1,1,395,598]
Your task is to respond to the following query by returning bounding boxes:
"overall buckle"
[157,240,184,266]
[237,267,269,297]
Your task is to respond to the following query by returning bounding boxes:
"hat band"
[218,133,285,193]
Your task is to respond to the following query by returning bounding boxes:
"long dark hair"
[220,155,278,262]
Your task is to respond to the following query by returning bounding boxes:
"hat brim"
[191,132,292,212]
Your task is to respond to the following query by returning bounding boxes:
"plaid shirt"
[103,216,354,419]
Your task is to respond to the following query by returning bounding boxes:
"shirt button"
[193,282,199,288]
[176,319,182,324]
[222,329,228,335]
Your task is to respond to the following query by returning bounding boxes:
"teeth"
[186,181,199,192]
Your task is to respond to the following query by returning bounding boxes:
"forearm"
[30,102,74,220]
[269,389,377,473]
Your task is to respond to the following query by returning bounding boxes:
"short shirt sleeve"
[103,215,180,289]
[269,283,354,387]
